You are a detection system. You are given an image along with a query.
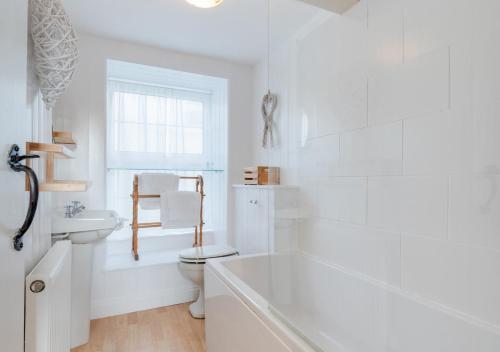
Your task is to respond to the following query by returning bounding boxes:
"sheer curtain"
[106,61,228,240]
[108,80,209,170]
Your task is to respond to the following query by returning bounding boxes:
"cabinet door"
[245,189,269,254]
[233,188,247,253]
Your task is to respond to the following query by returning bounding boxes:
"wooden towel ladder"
[130,175,205,261]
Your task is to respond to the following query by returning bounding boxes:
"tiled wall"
[256,0,500,341]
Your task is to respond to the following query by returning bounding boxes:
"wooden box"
[244,166,280,185]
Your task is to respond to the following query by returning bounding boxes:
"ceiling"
[63,0,322,65]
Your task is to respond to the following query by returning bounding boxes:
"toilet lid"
[179,245,238,261]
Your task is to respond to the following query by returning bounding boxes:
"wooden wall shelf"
[27,142,75,158]
[52,131,76,145]
[26,142,88,193]
[40,181,89,192]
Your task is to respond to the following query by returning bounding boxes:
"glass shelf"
[106,167,225,172]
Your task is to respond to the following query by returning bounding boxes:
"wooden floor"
[72,304,206,352]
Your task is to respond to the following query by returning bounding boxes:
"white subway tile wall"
[298,219,401,285]
[260,0,500,348]
[313,177,367,224]
[340,121,403,176]
[367,175,449,238]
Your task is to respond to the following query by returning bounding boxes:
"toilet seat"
[178,245,238,318]
[179,245,238,264]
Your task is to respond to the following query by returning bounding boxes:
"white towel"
[138,173,179,210]
[160,191,201,229]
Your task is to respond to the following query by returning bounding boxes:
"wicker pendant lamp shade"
[30,0,79,109]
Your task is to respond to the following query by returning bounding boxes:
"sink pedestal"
[70,243,94,349]
[51,209,124,349]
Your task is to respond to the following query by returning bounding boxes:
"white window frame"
[106,59,228,172]
[105,60,228,237]
[108,81,212,170]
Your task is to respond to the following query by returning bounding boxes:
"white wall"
[53,32,254,317]
[25,33,54,273]
[53,32,254,240]
[254,0,500,344]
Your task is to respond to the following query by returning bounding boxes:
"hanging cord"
[261,0,278,148]
[267,0,270,93]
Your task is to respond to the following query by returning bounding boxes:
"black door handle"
[7,144,40,251]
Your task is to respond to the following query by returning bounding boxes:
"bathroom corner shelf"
[25,142,89,192]
[52,131,76,145]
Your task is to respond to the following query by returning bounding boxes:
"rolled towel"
[139,173,179,210]
[160,191,201,229]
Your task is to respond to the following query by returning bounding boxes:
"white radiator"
[25,240,72,352]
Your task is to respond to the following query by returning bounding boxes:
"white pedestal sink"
[52,210,124,349]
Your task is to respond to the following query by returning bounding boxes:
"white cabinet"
[232,185,298,255]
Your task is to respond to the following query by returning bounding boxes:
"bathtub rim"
[206,253,318,352]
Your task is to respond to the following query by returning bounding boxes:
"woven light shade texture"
[31,0,79,109]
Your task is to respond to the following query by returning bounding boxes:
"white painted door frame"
[0,1,31,351]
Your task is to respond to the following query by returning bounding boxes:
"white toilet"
[178,245,238,319]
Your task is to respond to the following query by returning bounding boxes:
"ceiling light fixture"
[185,0,223,8]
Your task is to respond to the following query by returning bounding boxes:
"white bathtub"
[205,253,500,352]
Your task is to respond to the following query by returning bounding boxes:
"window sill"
[104,248,182,271]
[103,228,215,271]
[106,227,211,242]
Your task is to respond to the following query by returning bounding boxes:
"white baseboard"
[91,287,198,319]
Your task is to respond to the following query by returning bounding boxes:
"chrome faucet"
[64,201,86,218]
